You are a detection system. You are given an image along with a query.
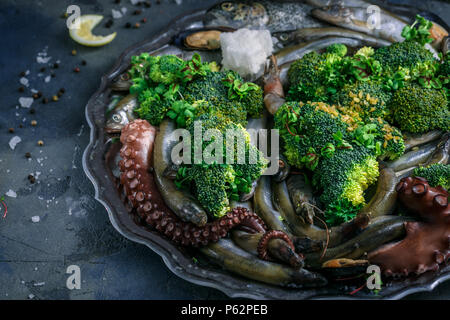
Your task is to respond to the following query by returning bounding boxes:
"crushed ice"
[220,28,273,79]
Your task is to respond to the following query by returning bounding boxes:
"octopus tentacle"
[257,230,299,262]
[119,119,266,247]
[368,176,450,277]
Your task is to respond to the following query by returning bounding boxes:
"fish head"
[105,110,130,134]
[273,31,294,46]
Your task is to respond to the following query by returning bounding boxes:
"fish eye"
[279,33,289,41]
[221,2,234,11]
[112,114,122,122]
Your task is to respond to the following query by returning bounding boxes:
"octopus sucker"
[119,119,266,247]
[368,176,450,277]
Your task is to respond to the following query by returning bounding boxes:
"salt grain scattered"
[19,77,29,87]
[112,9,123,19]
[9,136,22,150]
[44,75,51,83]
[31,216,40,223]
[6,190,17,198]
[19,97,34,108]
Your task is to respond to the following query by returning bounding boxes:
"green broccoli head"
[313,145,379,224]
[390,83,449,133]
[148,55,186,85]
[185,70,263,123]
[193,98,248,127]
[439,54,450,77]
[188,164,235,218]
[274,101,351,170]
[414,163,450,190]
[184,70,230,102]
[179,114,268,218]
[287,52,328,102]
[369,118,405,161]
[335,81,393,121]
[240,85,264,118]
[134,87,171,125]
[373,40,436,72]
[327,43,348,57]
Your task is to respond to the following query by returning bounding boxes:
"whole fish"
[204,1,328,33]
[308,0,447,49]
[105,94,138,134]
[273,27,391,48]
[311,4,408,43]
[275,36,362,66]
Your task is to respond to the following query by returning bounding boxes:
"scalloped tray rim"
[82,7,450,300]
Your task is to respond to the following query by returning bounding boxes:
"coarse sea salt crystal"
[9,136,22,150]
[6,190,17,198]
[19,77,29,87]
[19,97,33,108]
[44,75,51,83]
[220,28,273,79]
[112,9,123,19]
[31,216,40,223]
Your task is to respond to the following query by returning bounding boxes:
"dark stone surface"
[0,0,448,300]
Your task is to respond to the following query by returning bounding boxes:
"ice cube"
[220,28,273,79]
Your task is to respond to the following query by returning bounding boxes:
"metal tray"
[82,8,450,299]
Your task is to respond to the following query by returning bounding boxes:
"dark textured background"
[0,0,448,300]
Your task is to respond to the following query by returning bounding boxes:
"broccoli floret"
[178,114,268,217]
[184,70,230,101]
[148,55,186,85]
[274,102,351,170]
[184,70,263,124]
[335,81,393,121]
[240,85,264,118]
[313,146,379,224]
[287,52,328,102]
[355,46,375,58]
[187,164,235,218]
[373,40,436,72]
[439,54,450,76]
[390,83,449,133]
[134,87,171,125]
[368,118,405,160]
[414,164,450,190]
[194,98,248,127]
[327,43,348,57]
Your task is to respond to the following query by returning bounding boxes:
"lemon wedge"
[69,15,116,47]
